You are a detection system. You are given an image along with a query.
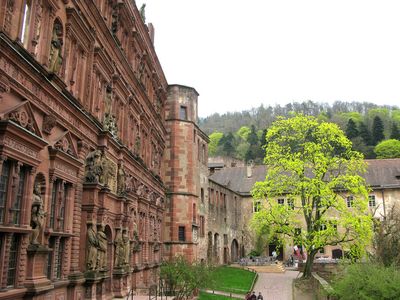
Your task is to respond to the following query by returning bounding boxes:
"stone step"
[246,262,286,273]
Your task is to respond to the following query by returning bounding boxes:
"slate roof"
[209,158,400,196]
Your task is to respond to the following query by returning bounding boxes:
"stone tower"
[163,85,209,262]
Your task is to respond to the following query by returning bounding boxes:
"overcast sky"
[137,0,400,118]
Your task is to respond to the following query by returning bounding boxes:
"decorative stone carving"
[42,114,57,134]
[9,109,36,134]
[114,229,124,267]
[96,224,107,270]
[140,4,146,23]
[136,183,145,197]
[32,0,42,50]
[86,223,98,271]
[48,21,63,73]
[84,150,103,183]
[117,163,126,196]
[103,114,118,137]
[4,0,15,35]
[125,173,134,192]
[54,136,74,155]
[122,230,130,266]
[30,183,46,245]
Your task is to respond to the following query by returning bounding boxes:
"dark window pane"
[7,234,19,287]
[178,226,185,242]
[179,106,187,120]
[0,161,11,224]
[12,166,27,225]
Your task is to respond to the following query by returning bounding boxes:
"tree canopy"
[251,115,373,278]
[374,139,400,159]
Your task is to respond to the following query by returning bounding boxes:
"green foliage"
[358,122,372,145]
[390,123,400,140]
[208,266,256,294]
[251,114,373,278]
[373,204,400,267]
[331,263,400,300]
[209,132,223,156]
[345,119,359,139]
[236,126,251,141]
[372,116,385,146]
[374,139,400,158]
[160,256,214,299]
[198,292,233,300]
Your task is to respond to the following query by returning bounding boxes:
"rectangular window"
[47,237,56,279]
[253,200,261,212]
[201,188,204,202]
[346,196,353,208]
[12,166,27,225]
[178,226,185,242]
[287,199,294,210]
[55,238,64,279]
[368,195,376,207]
[7,234,19,287]
[0,161,11,224]
[50,181,58,228]
[223,234,228,245]
[200,216,205,237]
[179,106,187,120]
[277,198,285,205]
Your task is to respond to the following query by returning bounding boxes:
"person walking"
[250,291,257,300]
[257,292,264,300]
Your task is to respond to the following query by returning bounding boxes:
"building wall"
[163,85,209,262]
[0,1,167,299]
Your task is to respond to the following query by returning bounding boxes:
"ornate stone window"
[20,0,32,48]
[6,234,20,287]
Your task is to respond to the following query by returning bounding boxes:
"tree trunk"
[302,250,318,278]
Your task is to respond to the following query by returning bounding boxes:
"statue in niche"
[140,4,146,23]
[84,150,103,183]
[125,174,134,192]
[114,230,124,267]
[136,183,145,197]
[104,84,113,116]
[48,21,63,73]
[117,163,126,196]
[30,183,46,245]
[96,224,107,270]
[134,135,141,155]
[86,223,99,271]
[122,230,130,265]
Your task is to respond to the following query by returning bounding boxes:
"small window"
[277,198,285,205]
[178,226,185,242]
[346,196,353,208]
[199,216,205,237]
[368,195,376,207]
[0,161,11,224]
[287,199,294,210]
[179,106,187,120]
[7,234,19,287]
[201,188,204,202]
[253,200,261,212]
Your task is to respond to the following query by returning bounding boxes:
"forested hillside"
[200,101,400,162]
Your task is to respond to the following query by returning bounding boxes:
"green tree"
[359,122,372,145]
[219,133,236,156]
[236,126,251,141]
[208,132,223,156]
[251,115,373,278]
[372,116,385,145]
[160,255,214,299]
[374,139,400,159]
[390,123,400,140]
[345,118,359,139]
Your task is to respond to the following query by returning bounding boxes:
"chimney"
[148,23,155,44]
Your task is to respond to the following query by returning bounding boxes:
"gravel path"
[252,271,300,300]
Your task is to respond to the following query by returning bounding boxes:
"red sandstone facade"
[0,1,167,299]
[163,85,209,262]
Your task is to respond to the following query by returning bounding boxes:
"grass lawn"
[207,266,256,295]
[199,291,241,300]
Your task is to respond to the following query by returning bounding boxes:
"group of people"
[245,291,263,300]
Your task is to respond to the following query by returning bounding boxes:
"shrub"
[331,263,400,300]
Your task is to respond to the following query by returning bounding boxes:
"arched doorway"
[231,239,239,262]
[207,232,213,264]
[213,233,220,264]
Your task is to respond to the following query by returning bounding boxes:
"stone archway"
[207,232,213,264]
[231,239,239,262]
